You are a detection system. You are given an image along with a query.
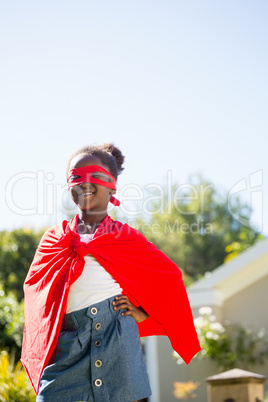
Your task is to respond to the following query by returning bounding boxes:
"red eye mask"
[67,165,120,206]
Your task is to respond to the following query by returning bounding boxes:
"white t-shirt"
[66,233,122,313]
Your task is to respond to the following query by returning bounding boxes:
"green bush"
[0,351,35,402]
[174,306,268,370]
[0,285,24,361]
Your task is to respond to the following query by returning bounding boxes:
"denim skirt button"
[95,360,102,368]
[91,307,98,315]
[95,322,102,330]
[94,340,101,347]
[94,379,102,387]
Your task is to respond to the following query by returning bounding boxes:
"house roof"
[206,368,266,383]
[187,238,268,308]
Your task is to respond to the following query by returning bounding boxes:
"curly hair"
[66,143,125,180]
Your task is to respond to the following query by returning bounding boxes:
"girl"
[21,143,200,402]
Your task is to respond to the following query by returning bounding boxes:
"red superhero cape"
[21,214,201,394]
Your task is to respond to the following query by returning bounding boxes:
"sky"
[1,0,267,235]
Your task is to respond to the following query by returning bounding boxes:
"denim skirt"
[36,295,152,402]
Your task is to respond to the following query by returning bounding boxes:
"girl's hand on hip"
[112,295,149,323]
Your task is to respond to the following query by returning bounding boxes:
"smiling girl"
[21,143,200,402]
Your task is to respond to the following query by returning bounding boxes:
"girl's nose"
[80,182,91,188]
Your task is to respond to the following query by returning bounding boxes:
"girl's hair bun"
[102,143,125,174]
[66,143,125,180]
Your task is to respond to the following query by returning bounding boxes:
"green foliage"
[0,351,35,402]
[135,174,263,279]
[0,285,24,361]
[174,307,268,370]
[224,228,263,262]
[0,228,44,301]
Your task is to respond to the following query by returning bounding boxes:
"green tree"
[0,228,45,301]
[224,226,263,262]
[135,174,263,280]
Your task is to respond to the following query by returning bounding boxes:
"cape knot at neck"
[70,236,90,257]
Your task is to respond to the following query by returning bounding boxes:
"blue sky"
[1,0,267,234]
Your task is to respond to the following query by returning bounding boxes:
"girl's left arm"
[112,295,149,323]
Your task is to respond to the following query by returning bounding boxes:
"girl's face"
[69,154,116,215]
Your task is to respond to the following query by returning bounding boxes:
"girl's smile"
[77,184,96,197]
